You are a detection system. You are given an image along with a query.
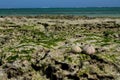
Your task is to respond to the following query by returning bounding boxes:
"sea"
[0,7,120,17]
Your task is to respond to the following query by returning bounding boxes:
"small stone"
[71,45,82,53]
[83,45,96,54]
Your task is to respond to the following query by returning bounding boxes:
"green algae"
[7,54,19,62]
[98,54,117,63]
[79,54,91,61]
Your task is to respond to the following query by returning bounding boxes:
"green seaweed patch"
[6,50,34,62]
[19,49,34,54]
[103,30,114,37]
[18,25,35,31]
[4,21,15,24]
[5,45,35,62]
[7,47,19,53]
[103,37,112,42]
[79,54,91,61]
[19,30,65,48]
[114,39,120,43]
[84,33,101,37]
[78,68,89,76]
[8,46,35,54]
[98,54,117,63]
[15,44,35,48]
[101,43,110,46]
[64,56,72,62]
[0,28,14,34]
[7,54,19,62]
[19,54,32,60]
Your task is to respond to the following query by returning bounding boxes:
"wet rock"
[83,45,96,54]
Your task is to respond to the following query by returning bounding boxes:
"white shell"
[71,45,82,53]
[83,45,95,54]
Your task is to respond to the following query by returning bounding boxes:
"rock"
[71,45,82,53]
[83,45,96,54]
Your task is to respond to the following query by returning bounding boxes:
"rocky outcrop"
[0,16,120,80]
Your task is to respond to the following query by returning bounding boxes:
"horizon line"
[0,7,120,9]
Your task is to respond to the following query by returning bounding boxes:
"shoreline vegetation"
[0,15,120,80]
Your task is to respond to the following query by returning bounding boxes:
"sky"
[0,0,120,8]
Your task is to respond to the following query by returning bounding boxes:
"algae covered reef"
[0,15,120,80]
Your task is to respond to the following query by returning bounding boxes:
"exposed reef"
[0,16,120,80]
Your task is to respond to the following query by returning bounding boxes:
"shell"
[83,45,95,54]
[71,45,82,53]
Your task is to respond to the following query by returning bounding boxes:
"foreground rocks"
[0,16,120,80]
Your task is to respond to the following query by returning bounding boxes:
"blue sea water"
[0,7,120,17]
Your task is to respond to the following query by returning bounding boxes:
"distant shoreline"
[1,15,120,19]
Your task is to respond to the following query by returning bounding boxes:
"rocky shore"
[0,15,120,80]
